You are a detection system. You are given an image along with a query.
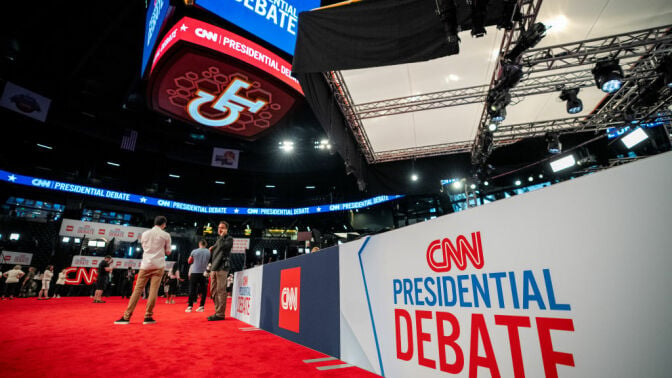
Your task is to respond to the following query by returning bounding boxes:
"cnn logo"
[281,287,298,311]
[426,231,484,272]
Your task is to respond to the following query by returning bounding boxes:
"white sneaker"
[195,306,205,312]
[185,306,192,313]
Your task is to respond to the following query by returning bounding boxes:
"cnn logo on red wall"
[278,267,301,333]
[426,231,484,272]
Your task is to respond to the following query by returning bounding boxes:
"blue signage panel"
[141,0,171,76]
[0,169,403,216]
[195,0,320,55]
[260,246,340,357]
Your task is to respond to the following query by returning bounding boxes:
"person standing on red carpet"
[115,216,171,325]
[207,220,233,321]
[185,239,210,313]
[93,256,113,303]
[38,265,54,300]
[2,265,25,299]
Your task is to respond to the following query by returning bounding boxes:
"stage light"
[497,0,517,30]
[505,23,547,62]
[62,237,70,243]
[265,185,276,188]
[528,176,533,182]
[470,183,476,189]
[169,174,180,178]
[621,127,649,149]
[272,249,278,255]
[411,173,418,182]
[36,143,53,150]
[74,238,81,244]
[488,121,498,132]
[538,174,544,179]
[9,233,20,240]
[483,181,489,186]
[560,88,583,114]
[514,180,521,186]
[470,0,488,37]
[550,154,576,172]
[171,245,177,251]
[214,181,225,185]
[544,15,568,32]
[546,133,562,154]
[279,140,294,152]
[305,185,316,189]
[256,250,261,256]
[106,161,120,167]
[452,181,463,190]
[491,108,506,122]
[592,59,623,93]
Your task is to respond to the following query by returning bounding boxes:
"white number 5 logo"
[187,78,267,127]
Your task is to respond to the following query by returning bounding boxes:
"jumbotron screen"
[147,17,303,140]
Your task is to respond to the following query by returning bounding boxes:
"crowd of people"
[1,215,236,325]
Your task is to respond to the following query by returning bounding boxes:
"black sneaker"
[143,317,156,325]
[114,317,130,325]
[207,315,225,321]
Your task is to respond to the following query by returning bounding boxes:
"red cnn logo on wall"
[278,267,301,333]
[426,231,484,272]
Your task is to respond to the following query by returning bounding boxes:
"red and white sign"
[63,267,98,285]
[151,17,302,94]
[232,238,250,254]
[71,256,175,271]
[278,266,301,333]
[59,219,148,243]
[1,251,33,265]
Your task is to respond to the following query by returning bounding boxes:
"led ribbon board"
[0,169,403,216]
[148,17,302,140]
[141,0,171,76]
[195,0,320,55]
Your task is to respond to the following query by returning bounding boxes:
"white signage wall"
[339,152,672,378]
[1,251,33,265]
[71,255,175,271]
[60,219,148,242]
[231,266,264,327]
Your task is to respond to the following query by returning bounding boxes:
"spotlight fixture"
[514,180,521,186]
[505,22,547,62]
[559,88,583,114]
[487,91,510,121]
[470,0,488,37]
[592,59,623,93]
[279,140,294,152]
[411,173,418,182]
[491,108,507,122]
[487,121,498,132]
[546,133,562,154]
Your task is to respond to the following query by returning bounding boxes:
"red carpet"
[0,296,379,377]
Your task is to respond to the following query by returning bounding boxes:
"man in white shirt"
[115,215,171,325]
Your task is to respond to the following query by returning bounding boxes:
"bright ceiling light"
[514,180,522,186]
[265,185,276,188]
[544,15,568,32]
[593,59,623,93]
[411,174,418,182]
[550,154,576,172]
[470,183,476,189]
[106,161,120,167]
[9,233,20,240]
[483,181,489,186]
[621,127,649,149]
[305,185,316,189]
[36,143,53,150]
[487,121,498,132]
[528,176,533,182]
[214,181,225,185]
[169,174,180,178]
[279,140,294,152]
[452,181,462,189]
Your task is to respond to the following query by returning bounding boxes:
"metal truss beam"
[522,24,672,73]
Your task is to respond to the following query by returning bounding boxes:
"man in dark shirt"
[208,220,233,321]
[93,255,113,303]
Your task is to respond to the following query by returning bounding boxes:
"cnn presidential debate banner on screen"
[339,152,672,378]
